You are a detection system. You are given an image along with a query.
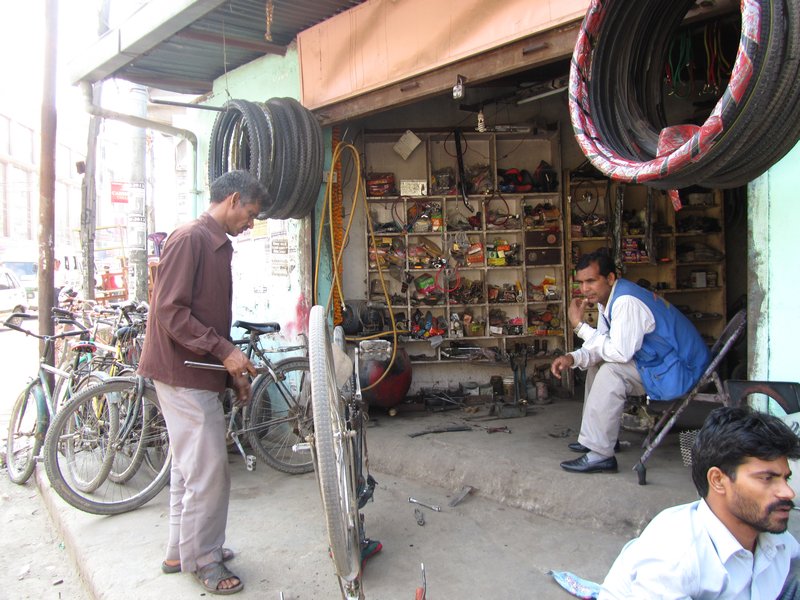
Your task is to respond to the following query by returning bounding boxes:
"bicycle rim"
[107,390,149,484]
[6,382,45,484]
[246,357,314,474]
[309,305,361,583]
[44,377,171,515]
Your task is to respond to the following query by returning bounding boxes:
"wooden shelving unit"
[362,128,568,366]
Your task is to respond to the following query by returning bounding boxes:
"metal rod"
[149,98,225,111]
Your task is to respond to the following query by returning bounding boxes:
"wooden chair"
[633,308,747,485]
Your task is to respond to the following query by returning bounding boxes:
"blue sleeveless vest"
[608,279,710,400]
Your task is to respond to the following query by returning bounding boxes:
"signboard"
[111,181,129,204]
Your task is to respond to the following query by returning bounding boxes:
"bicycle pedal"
[245,455,256,471]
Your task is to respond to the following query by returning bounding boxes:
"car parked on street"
[0,266,29,324]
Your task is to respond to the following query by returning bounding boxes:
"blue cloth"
[549,570,601,599]
[608,279,710,400]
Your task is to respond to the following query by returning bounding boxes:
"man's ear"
[228,191,240,208]
[607,270,617,284]
[707,466,729,495]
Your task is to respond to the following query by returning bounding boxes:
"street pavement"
[6,323,799,599]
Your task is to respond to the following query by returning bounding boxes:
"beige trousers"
[154,380,230,573]
[577,361,645,457]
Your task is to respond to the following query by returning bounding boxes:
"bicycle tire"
[308,305,361,583]
[107,376,152,484]
[43,377,171,515]
[59,382,121,494]
[246,357,314,474]
[5,382,45,484]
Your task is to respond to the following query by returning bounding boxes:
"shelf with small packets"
[362,127,567,364]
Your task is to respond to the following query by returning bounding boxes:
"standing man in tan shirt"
[138,170,266,595]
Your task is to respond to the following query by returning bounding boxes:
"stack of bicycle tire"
[208,97,324,219]
[569,0,800,190]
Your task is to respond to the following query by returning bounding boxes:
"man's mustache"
[770,500,795,512]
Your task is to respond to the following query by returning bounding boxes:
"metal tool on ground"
[448,485,474,507]
[415,563,427,600]
[414,508,425,526]
[408,425,472,438]
[409,497,441,512]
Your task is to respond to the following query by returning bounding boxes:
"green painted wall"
[748,141,800,382]
[181,42,332,331]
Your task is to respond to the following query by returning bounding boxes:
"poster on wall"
[231,217,309,352]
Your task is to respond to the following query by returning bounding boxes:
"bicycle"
[42,374,170,515]
[4,310,98,484]
[185,319,313,475]
[231,319,312,474]
[307,304,378,600]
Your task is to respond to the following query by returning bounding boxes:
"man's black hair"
[691,406,800,497]
[575,247,616,277]
[209,170,268,207]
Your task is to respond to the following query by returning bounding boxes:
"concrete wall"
[748,141,800,382]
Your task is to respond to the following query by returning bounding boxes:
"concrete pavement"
[32,397,707,599]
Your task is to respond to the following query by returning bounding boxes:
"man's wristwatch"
[573,321,585,334]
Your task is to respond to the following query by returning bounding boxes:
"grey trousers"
[577,361,645,457]
[154,380,230,574]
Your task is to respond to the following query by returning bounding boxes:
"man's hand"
[231,374,252,407]
[550,354,575,379]
[568,297,589,330]
[223,347,257,405]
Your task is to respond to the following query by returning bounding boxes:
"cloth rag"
[548,570,601,599]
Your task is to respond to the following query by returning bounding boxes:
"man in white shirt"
[600,406,800,599]
[551,249,709,473]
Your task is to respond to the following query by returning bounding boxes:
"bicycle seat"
[233,320,280,334]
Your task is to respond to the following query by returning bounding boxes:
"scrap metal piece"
[448,485,474,507]
[409,497,441,511]
[408,425,472,438]
[414,508,425,526]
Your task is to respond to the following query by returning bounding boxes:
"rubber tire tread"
[43,377,171,515]
[290,100,324,219]
[572,0,800,189]
[308,305,361,582]
[61,382,121,494]
[6,382,43,484]
[245,357,313,474]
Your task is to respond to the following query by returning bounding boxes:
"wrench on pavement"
[408,496,441,511]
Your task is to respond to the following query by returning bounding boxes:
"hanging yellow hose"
[330,127,344,326]
[314,141,406,391]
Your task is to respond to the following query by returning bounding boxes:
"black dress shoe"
[568,440,621,453]
[560,454,618,473]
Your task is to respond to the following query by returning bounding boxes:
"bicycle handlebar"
[4,312,91,341]
[184,360,270,375]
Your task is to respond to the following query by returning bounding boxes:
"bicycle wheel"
[51,379,121,494]
[43,377,171,515]
[246,357,314,474]
[308,305,361,583]
[5,382,46,484]
[107,371,157,484]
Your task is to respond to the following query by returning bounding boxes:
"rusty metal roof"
[70,0,367,95]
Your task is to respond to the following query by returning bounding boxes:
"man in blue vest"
[551,249,710,473]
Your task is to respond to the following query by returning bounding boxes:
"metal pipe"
[80,81,201,202]
[39,0,58,365]
[149,97,224,112]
